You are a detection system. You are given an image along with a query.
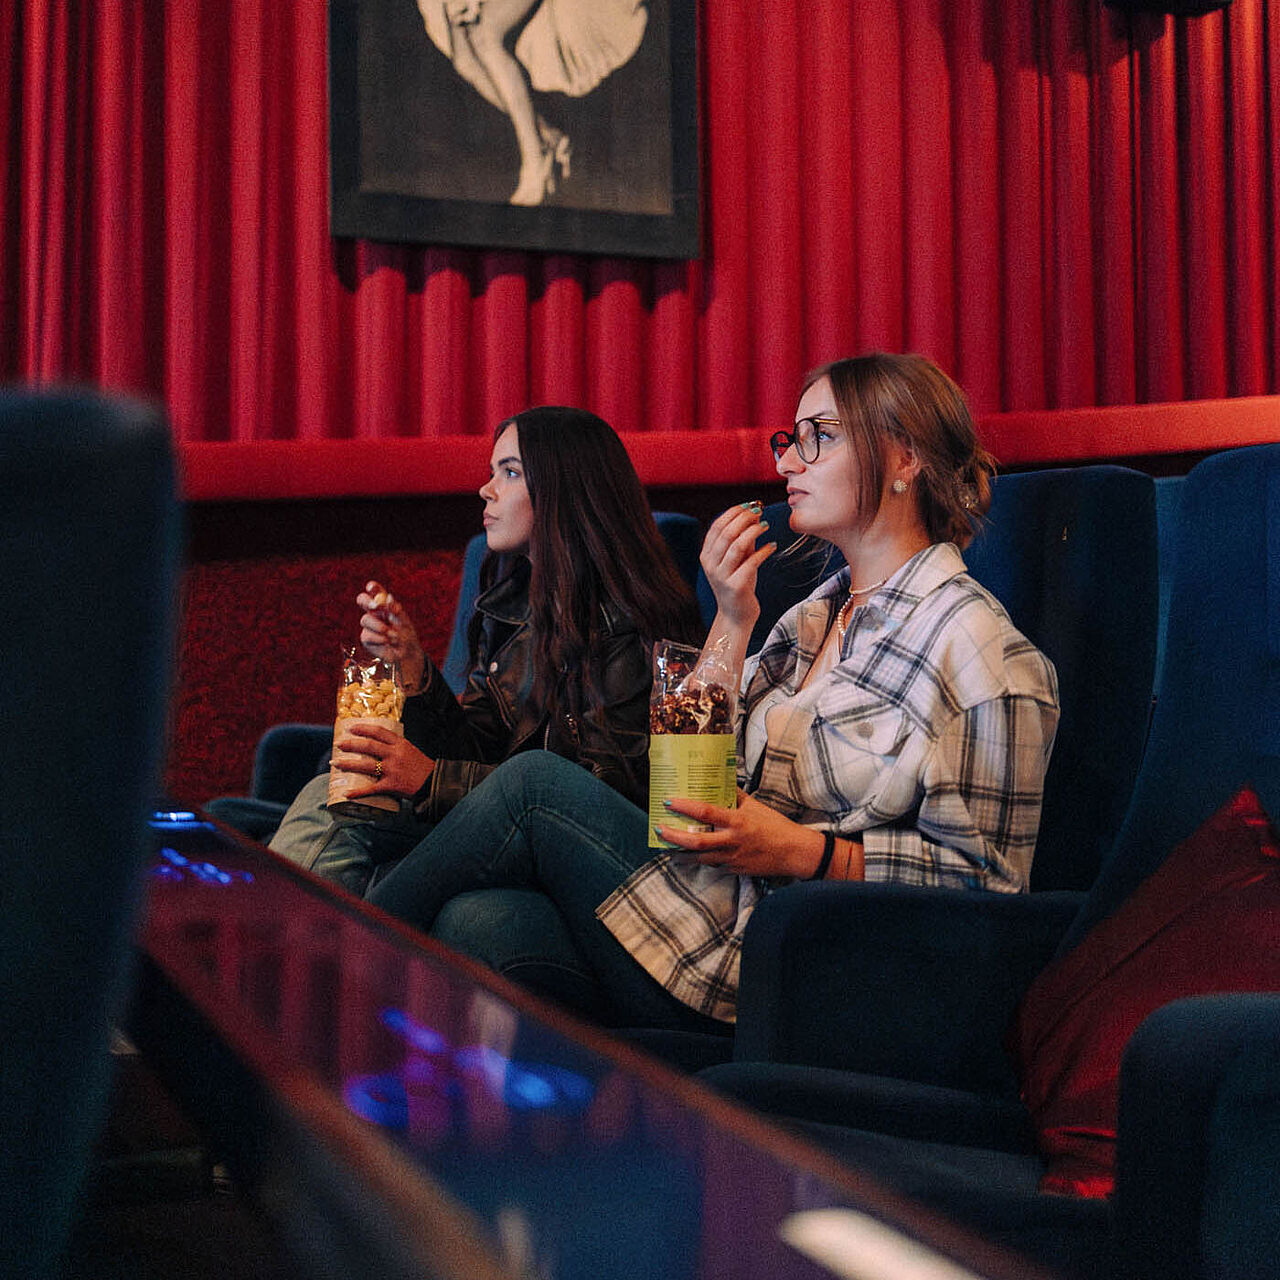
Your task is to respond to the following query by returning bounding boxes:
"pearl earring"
[892,478,908,494]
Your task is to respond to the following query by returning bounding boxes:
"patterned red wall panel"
[167,550,464,806]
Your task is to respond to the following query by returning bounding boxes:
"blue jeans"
[267,773,425,897]
[368,752,728,1034]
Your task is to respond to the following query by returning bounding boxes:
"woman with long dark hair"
[367,354,1059,1032]
[268,405,702,895]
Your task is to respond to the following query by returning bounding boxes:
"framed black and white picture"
[328,0,700,259]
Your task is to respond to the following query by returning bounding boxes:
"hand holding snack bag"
[357,581,426,694]
[647,637,742,849]
[327,648,406,820]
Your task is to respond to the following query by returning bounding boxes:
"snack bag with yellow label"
[647,638,741,849]
[326,648,406,820]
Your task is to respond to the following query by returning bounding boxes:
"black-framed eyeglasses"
[769,415,840,463]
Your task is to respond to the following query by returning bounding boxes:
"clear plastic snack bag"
[647,637,741,849]
[326,647,405,820]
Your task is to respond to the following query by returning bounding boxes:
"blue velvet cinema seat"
[697,443,1280,1280]
[0,389,179,1280]
[961,467,1159,892]
[204,511,702,841]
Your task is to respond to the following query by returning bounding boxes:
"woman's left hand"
[656,789,825,879]
[335,724,435,799]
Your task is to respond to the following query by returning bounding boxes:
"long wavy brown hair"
[470,406,703,720]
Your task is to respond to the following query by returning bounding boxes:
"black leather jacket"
[402,557,651,821]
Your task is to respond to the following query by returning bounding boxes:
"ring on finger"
[373,759,384,782]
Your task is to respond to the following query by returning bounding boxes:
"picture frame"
[328,0,700,259]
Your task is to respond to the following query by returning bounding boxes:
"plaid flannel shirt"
[597,542,1059,1023]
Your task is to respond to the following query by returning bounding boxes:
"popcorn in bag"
[647,637,742,849]
[326,648,406,820]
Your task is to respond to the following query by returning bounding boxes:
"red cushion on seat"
[1010,786,1280,1198]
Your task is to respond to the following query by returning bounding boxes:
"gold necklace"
[835,575,889,648]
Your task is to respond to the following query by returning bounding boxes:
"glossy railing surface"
[131,811,1049,1280]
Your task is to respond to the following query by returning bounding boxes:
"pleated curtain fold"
[2,0,1276,456]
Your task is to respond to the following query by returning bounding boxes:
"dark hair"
[472,406,703,720]
[800,352,996,549]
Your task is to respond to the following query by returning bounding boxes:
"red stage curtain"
[2,0,1277,457]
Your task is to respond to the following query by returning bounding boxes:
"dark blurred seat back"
[0,389,179,1279]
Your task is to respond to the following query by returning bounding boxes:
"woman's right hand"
[700,504,775,630]
[357,581,426,694]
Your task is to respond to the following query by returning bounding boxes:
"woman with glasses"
[368,354,1059,1031]
[266,406,702,898]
